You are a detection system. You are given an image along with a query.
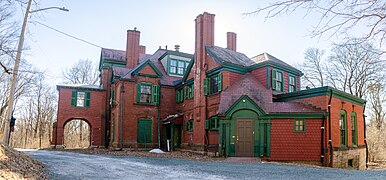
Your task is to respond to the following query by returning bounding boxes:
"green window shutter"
[136,84,141,103]
[280,72,284,92]
[137,119,152,143]
[152,85,159,104]
[85,92,91,107]
[205,119,209,129]
[204,78,209,95]
[218,72,222,92]
[176,91,180,103]
[71,91,77,106]
[272,69,277,90]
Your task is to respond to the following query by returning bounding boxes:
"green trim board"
[158,50,194,61]
[274,86,366,106]
[131,60,163,78]
[247,60,303,76]
[224,95,266,117]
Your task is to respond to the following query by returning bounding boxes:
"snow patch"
[149,149,165,154]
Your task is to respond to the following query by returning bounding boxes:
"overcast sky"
[19,0,337,85]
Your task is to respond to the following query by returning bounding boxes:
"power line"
[34,21,103,48]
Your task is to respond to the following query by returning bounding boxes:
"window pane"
[170,60,176,66]
[210,76,219,94]
[276,72,282,81]
[77,92,85,107]
[178,61,184,67]
[140,85,152,103]
[177,67,184,74]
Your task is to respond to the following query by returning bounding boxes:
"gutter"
[119,82,125,150]
[321,114,326,164]
[157,83,161,149]
[328,89,333,167]
[363,102,368,168]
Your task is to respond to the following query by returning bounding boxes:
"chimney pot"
[175,45,180,52]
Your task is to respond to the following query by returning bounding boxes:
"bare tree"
[247,0,386,47]
[62,59,99,85]
[301,48,326,88]
[326,40,384,98]
[368,82,386,130]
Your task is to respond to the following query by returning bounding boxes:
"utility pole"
[2,0,33,145]
[2,0,68,145]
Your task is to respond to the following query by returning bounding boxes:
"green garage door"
[138,119,152,143]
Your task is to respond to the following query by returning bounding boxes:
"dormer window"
[168,59,188,76]
[272,69,284,92]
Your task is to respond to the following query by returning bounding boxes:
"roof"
[266,102,324,114]
[121,49,186,86]
[112,66,131,77]
[101,48,126,62]
[56,84,103,91]
[251,52,299,72]
[206,46,255,67]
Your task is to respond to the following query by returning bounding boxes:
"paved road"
[25,150,386,180]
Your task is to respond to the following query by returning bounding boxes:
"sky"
[18,0,335,85]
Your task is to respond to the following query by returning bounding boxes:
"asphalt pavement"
[24,150,386,180]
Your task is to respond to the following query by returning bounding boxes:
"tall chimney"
[139,45,146,54]
[193,12,215,145]
[126,28,140,69]
[227,32,237,51]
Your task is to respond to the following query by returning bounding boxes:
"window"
[288,75,296,92]
[205,117,219,130]
[351,112,357,146]
[136,83,160,104]
[168,59,189,76]
[176,89,184,103]
[340,110,347,146]
[71,91,90,108]
[137,118,152,143]
[204,73,222,95]
[294,119,305,132]
[272,69,284,92]
[186,119,194,132]
[186,84,194,99]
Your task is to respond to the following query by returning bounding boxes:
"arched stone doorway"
[63,119,92,148]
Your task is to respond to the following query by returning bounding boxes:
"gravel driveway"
[25,150,386,180]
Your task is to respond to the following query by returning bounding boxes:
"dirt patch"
[367,161,386,170]
[0,143,47,179]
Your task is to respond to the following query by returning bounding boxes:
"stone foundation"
[332,146,366,170]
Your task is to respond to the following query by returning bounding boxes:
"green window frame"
[204,72,222,96]
[168,58,189,76]
[340,110,348,146]
[176,88,184,103]
[185,84,194,99]
[136,82,160,104]
[351,112,358,146]
[205,117,219,130]
[272,69,284,92]
[294,119,305,132]
[71,91,90,108]
[186,119,194,132]
[137,118,152,143]
[288,74,296,93]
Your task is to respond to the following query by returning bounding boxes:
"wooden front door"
[236,119,254,157]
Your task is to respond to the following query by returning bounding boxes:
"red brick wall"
[53,87,106,147]
[139,64,157,75]
[270,118,322,161]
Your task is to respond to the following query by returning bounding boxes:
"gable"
[131,60,162,78]
[138,64,157,76]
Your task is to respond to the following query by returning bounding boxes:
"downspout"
[157,82,161,149]
[363,102,368,168]
[328,89,333,167]
[119,82,125,150]
[321,114,326,164]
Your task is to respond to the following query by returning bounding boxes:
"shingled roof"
[251,52,300,74]
[206,46,255,67]
[101,48,126,62]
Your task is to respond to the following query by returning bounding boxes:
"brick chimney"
[126,28,140,69]
[227,32,237,51]
[139,45,146,55]
[193,12,215,146]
